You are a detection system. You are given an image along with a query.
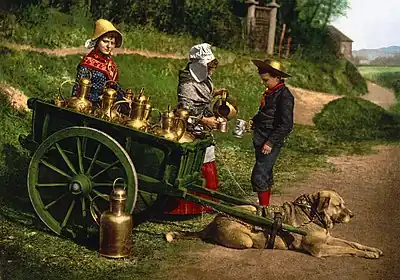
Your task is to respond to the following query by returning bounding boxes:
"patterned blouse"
[72,49,124,102]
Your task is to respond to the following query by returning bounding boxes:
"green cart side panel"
[23,99,212,192]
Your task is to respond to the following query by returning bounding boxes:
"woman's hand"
[261,141,273,155]
[200,116,219,129]
[213,88,228,97]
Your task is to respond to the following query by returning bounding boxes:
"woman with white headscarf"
[167,43,222,215]
[71,19,125,105]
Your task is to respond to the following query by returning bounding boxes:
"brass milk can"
[66,78,93,114]
[155,106,185,142]
[99,186,133,258]
[174,108,196,143]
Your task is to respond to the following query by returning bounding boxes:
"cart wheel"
[27,127,138,238]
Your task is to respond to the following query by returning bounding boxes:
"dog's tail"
[165,229,207,243]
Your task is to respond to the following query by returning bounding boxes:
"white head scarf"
[188,43,216,83]
[85,39,97,49]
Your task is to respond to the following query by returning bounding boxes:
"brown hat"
[251,59,291,78]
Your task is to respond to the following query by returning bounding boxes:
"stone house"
[328,25,353,60]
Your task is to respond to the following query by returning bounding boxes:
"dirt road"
[291,82,397,125]
[158,145,400,280]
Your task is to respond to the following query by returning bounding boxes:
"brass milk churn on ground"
[174,108,196,143]
[66,78,93,114]
[155,106,185,142]
[99,187,133,258]
[124,88,149,131]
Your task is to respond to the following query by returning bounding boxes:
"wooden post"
[278,23,286,57]
[266,0,280,56]
[285,36,292,57]
[245,0,259,37]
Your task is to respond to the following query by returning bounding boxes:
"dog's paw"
[365,247,383,256]
[364,251,381,259]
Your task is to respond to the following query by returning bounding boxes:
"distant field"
[358,66,400,76]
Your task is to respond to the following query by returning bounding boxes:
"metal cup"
[216,117,228,133]
[233,119,247,138]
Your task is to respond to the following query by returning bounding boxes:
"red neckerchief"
[260,83,285,109]
[80,49,119,81]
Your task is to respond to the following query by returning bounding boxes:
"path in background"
[362,82,396,110]
[1,42,185,59]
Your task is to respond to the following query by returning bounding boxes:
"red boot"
[258,190,271,206]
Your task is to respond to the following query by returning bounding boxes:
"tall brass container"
[99,188,133,258]
[66,78,93,114]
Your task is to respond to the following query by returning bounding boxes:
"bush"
[313,97,400,141]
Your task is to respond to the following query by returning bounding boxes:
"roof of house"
[328,25,353,42]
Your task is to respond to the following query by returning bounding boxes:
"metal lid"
[80,78,91,86]
[111,188,127,201]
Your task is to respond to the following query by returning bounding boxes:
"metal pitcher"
[154,106,185,142]
[174,108,196,143]
[66,78,93,114]
[211,91,238,121]
[123,88,150,131]
[93,88,126,122]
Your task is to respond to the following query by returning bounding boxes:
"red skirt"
[164,161,219,215]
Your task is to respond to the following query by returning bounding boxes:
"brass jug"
[55,80,75,108]
[124,88,149,131]
[99,183,133,259]
[174,108,196,143]
[211,91,238,121]
[54,94,66,108]
[155,106,185,142]
[66,78,93,114]
[94,88,126,122]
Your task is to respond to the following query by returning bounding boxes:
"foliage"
[284,57,367,95]
[295,0,349,27]
[314,97,400,141]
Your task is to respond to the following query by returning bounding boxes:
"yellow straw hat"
[86,19,123,48]
[251,59,291,78]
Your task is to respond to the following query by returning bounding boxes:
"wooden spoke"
[92,189,110,201]
[44,193,69,210]
[81,197,86,217]
[40,159,72,179]
[61,199,76,228]
[55,143,77,175]
[36,183,69,188]
[85,143,101,176]
[76,137,84,174]
[91,160,120,180]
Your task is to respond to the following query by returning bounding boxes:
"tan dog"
[165,190,383,259]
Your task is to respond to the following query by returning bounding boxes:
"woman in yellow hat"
[250,59,294,213]
[72,19,124,104]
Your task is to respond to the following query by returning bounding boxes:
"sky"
[332,0,400,50]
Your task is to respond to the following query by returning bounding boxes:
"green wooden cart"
[19,98,306,239]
